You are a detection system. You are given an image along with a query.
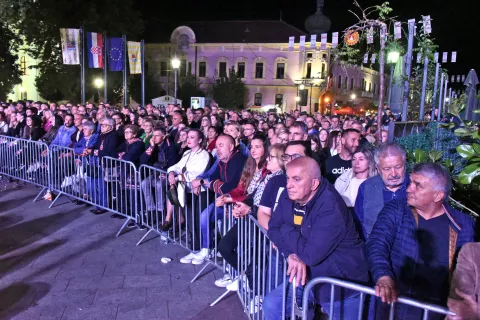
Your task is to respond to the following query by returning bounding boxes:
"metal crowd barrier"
[296,277,454,320]
[0,136,50,200]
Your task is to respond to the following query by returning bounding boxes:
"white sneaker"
[226,279,239,291]
[191,248,209,265]
[180,252,198,264]
[214,274,232,288]
[249,295,262,314]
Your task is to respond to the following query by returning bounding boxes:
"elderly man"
[324,128,360,184]
[354,143,410,239]
[367,162,475,320]
[264,157,369,320]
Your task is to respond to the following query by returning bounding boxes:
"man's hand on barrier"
[41,150,48,157]
[16,149,23,155]
[193,186,200,195]
[75,159,81,166]
[447,288,478,320]
[287,254,307,286]
[191,179,201,189]
[375,276,397,304]
[82,149,92,156]
[216,195,230,207]
[233,202,250,218]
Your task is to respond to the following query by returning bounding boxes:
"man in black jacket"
[140,127,177,216]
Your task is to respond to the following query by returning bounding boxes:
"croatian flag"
[87,32,104,68]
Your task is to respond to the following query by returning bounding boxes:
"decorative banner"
[422,15,432,34]
[108,37,123,71]
[451,52,457,63]
[457,75,461,82]
[394,22,402,39]
[442,52,448,63]
[363,53,369,64]
[462,75,466,82]
[371,53,376,64]
[299,36,306,51]
[434,52,439,63]
[86,32,104,68]
[345,31,360,46]
[417,53,422,64]
[310,35,317,49]
[59,28,80,65]
[367,27,374,44]
[321,33,327,49]
[332,32,339,48]
[127,41,142,74]
[288,36,294,51]
[451,75,455,82]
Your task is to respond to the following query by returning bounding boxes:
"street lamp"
[387,51,400,108]
[350,93,357,100]
[171,56,181,105]
[94,78,104,103]
[299,84,305,90]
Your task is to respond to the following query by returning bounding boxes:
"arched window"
[254,93,262,106]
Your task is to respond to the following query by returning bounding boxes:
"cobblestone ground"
[0,182,247,320]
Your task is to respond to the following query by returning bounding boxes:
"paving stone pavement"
[0,183,248,320]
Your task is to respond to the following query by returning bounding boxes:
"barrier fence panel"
[0,136,50,200]
[297,277,455,320]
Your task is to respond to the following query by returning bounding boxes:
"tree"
[127,73,165,105]
[211,68,247,110]
[0,0,144,102]
[178,74,205,108]
[0,22,22,101]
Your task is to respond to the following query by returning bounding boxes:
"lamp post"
[387,51,400,109]
[94,78,104,103]
[295,96,300,109]
[171,57,180,105]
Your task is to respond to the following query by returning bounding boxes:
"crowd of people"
[0,99,478,320]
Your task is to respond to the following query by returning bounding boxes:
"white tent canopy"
[151,95,182,108]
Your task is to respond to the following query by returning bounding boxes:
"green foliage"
[178,74,205,108]
[211,68,247,110]
[0,22,22,101]
[0,0,144,102]
[127,73,164,106]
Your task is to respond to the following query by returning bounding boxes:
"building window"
[368,82,372,92]
[307,52,313,59]
[321,64,326,78]
[254,93,262,106]
[338,75,342,88]
[322,53,327,59]
[344,77,348,89]
[180,59,187,76]
[373,83,377,94]
[275,94,283,106]
[276,63,285,79]
[255,63,264,78]
[219,62,227,78]
[237,62,245,78]
[198,62,206,77]
[350,78,354,90]
[362,78,366,91]
[188,62,192,75]
[159,61,167,76]
[20,56,27,75]
[305,63,312,79]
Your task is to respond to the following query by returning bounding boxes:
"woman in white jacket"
[334,147,376,208]
[163,129,211,231]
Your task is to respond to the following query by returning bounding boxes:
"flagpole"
[80,26,86,104]
[402,19,415,122]
[141,39,145,108]
[123,35,127,106]
[104,31,108,103]
[419,55,429,120]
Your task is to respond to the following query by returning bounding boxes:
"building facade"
[7,45,43,102]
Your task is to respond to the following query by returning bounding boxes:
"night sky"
[139,0,477,87]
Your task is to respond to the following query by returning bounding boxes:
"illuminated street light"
[350,94,356,100]
[94,78,104,89]
[387,51,400,64]
[324,97,330,103]
[299,84,305,90]
[295,96,301,102]
[172,56,180,104]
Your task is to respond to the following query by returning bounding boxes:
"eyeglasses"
[100,124,111,127]
[281,153,301,162]
[267,154,278,161]
[124,130,133,134]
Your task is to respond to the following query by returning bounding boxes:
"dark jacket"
[209,150,246,195]
[268,179,370,302]
[367,199,475,317]
[92,130,119,159]
[116,138,145,166]
[139,140,178,171]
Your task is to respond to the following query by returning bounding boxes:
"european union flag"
[108,37,123,71]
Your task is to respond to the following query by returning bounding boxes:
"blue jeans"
[86,176,108,210]
[200,203,224,249]
[263,277,362,320]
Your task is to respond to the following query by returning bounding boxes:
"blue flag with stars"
[107,37,123,71]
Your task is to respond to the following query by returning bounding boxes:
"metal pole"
[437,73,444,122]
[419,55,429,120]
[80,26,85,104]
[309,83,313,114]
[431,62,440,120]
[442,78,448,118]
[123,35,127,106]
[174,68,178,105]
[376,24,387,142]
[387,65,394,107]
[141,39,145,108]
[103,31,108,103]
[402,19,415,122]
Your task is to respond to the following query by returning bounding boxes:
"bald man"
[264,157,369,320]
